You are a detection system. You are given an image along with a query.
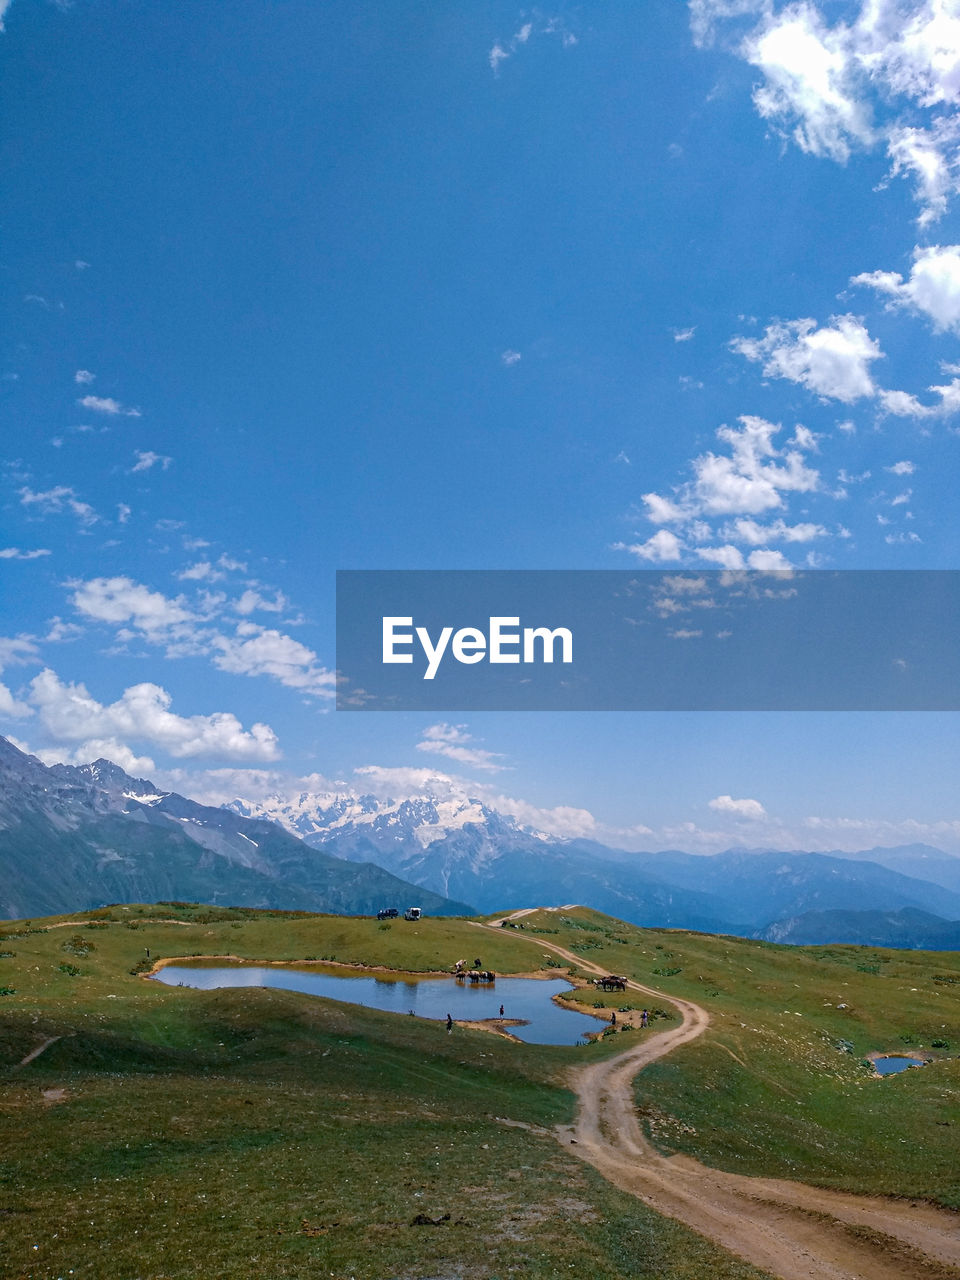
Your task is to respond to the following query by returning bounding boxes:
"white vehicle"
[403,907,422,921]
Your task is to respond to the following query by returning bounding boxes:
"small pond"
[874,1056,923,1076]
[152,962,605,1046]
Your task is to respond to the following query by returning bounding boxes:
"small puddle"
[873,1056,923,1076]
[151,962,605,1046]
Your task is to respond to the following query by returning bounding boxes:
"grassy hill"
[1,903,959,1278]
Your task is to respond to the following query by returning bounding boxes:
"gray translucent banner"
[335,570,960,711]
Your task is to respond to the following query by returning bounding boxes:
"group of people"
[610,1008,649,1028]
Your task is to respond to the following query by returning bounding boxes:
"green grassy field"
[511,908,960,1207]
[0,903,768,1280]
[2,900,959,1278]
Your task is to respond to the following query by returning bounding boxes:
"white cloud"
[695,0,960,222]
[501,349,522,366]
[642,492,692,524]
[0,546,51,560]
[0,683,32,718]
[673,326,697,342]
[117,503,132,525]
[130,450,172,473]
[68,574,333,700]
[626,417,825,569]
[71,577,195,638]
[177,561,223,582]
[733,314,882,402]
[708,793,767,819]
[19,485,98,525]
[28,667,280,761]
[852,243,960,333]
[210,623,335,698]
[45,617,83,643]
[416,722,506,773]
[489,15,577,73]
[692,415,819,515]
[74,369,95,384]
[886,459,915,474]
[34,738,158,776]
[614,530,684,562]
[232,588,287,616]
[695,543,746,568]
[722,517,827,543]
[747,547,793,568]
[77,394,141,417]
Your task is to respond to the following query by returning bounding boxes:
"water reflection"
[152,961,604,1046]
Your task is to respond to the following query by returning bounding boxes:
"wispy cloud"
[77,394,141,417]
[130,450,172,473]
[0,546,51,560]
[489,14,577,74]
[416,722,506,772]
[19,485,98,525]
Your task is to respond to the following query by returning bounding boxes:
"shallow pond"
[874,1056,923,1075]
[152,962,606,1046]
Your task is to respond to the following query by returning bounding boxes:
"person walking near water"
[446,1013,453,1032]
[499,1004,504,1019]
[611,1011,617,1027]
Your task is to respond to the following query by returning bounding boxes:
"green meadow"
[1,901,959,1279]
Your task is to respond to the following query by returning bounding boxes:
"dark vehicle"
[376,908,399,920]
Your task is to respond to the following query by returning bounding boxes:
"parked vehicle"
[376,907,399,920]
[403,907,422,921]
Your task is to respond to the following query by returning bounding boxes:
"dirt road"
[484,910,960,1280]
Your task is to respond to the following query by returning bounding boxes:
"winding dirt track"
[483,909,960,1280]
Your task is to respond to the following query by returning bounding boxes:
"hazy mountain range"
[3,735,960,948]
[231,788,960,948]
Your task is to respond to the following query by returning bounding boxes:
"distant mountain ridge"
[0,737,470,920]
[228,788,960,947]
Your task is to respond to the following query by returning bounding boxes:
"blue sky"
[2,0,960,851]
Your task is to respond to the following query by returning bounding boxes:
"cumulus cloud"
[415,723,506,773]
[708,793,768,819]
[232,588,287,616]
[67,574,334,700]
[693,0,960,223]
[852,243,960,333]
[71,576,196,638]
[33,738,158,776]
[613,530,684,563]
[74,369,95,384]
[176,561,223,582]
[210,624,335,697]
[623,417,826,568]
[733,315,882,402]
[28,667,280,761]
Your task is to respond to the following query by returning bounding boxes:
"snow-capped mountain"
[0,736,471,920]
[224,786,960,942]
